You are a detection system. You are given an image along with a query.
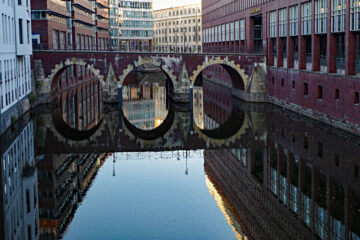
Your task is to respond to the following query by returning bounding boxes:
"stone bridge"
[32,51,267,104]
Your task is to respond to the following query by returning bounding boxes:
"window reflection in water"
[122,72,168,130]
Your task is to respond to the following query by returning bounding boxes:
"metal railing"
[356,60,360,75]
[33,42,265,55]
[306,54,312,71]
[336,58,345,74]
[320,55,327,72]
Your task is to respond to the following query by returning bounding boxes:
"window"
[332,0,346,32]
[279,8,287,37]
[226,23,230,41]
[19,19,23,44]
[317,142,323,158]
[289,5,299,36]
[351,0,360,31]
[355,92,359,104]
[281,78,284,87]
[230,22,234,41]
[315,0,328,34]
[317,85,323,99]
[222,24,225,42]
[240,19,245,40]
[304,83,309,96]
[302,2,312,35]
[335,89,340,100]
[292,80,295,89]
[27,21,30,44]
[270,11,277,38]
[235,20,239,41]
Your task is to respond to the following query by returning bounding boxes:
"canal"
[1,70,360,240]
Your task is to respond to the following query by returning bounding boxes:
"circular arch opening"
[192,63,245,91]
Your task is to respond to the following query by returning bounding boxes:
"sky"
[153,0,201,10]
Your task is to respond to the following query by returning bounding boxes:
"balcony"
[356,60,360,75]
[73,10,94,25]
[294,52,299,69]
[47,0,68,16]
[96,0,109,8]
[96,8,109,19]
[336,58,345,75]
[320,55,327,73]
[72,0,93,12]
[306,54,312,71]
[96,19,109,29]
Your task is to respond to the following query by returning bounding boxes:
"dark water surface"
[1,79,360,240]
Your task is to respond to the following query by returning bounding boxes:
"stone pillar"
[287,37,295,68]
[327,0,337,73]
[312,0,320,71]
[248,16,254,53]
[277,37,284,67]
[268,39,274,66]
[298,4,307,70]
[345,0,356,76]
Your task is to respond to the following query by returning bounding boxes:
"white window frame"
[279,8,288,37]
[289,5,299,36]
[315,0,328,34]
[351,0,360,31]
[270,10,277,38]
[240,19,245,40]
[301,2,312,35]
[235,20,239,41]
[331,0,346,32]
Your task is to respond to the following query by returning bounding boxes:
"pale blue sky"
[153,0,201,10]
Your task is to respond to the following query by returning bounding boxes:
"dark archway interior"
[193,64,245,91]
[51,109,103,141]
[199,105,245,140]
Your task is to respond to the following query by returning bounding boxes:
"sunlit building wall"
[153,4,202,53]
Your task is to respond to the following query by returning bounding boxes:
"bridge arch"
[47,58,105,91]
[189,57,249,90]
[118,56,177,89]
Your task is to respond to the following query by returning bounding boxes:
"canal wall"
[0,98,31,135]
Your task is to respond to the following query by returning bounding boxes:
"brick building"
[31,0,110,50]
[202,0,360,133]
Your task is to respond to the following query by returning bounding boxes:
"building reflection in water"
[0,120,39,240]
[122,72,168,130]
[56,72,103,131]
[204,109,360,240]
[193,81,233,130]
[36,153,108,240]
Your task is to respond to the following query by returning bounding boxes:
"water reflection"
[122,70,168,130]
[2,82,360,239]
[0,118,39,240]
[51,78,103,141]
[193,81,233,130]
[36,153,108,239]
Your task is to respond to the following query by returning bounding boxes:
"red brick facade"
[202,0,360,129]
[31,0,110,51]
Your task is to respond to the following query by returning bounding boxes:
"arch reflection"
[193,81,246,140]
[122,66,169,131]
[52,77,103,141]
